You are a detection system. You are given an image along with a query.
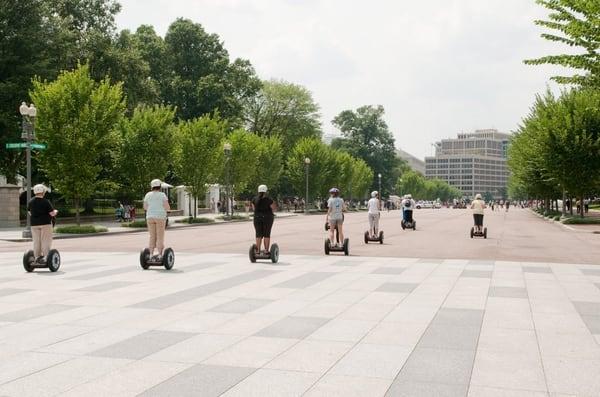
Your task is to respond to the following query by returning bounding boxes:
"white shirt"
[367,198,380,214]
[144,191,168,219]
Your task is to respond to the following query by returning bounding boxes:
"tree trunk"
[194,197,197,218]
[580,196,585,218]
[570,197,573,215]
[75,197,81,226]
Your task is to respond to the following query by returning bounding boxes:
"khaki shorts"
[329,217,344,227]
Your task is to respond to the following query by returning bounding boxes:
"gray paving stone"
[376,282,418,293]
[386,380,468,397]
[396,347,475,385]
[467,260,495,266]
[255,316,329,339]
[130,270,277,309]
[275,272,336,289]
[522,266,552,274]
[0,288,30,297]
[89,330,195,360]
[372,267,406,275]
[418,325,480,351]
[0,277,18,283]
[573,301,600,316]
[417,258,444,264]
[461,270,492,278]
[66,266,134,280]
[431,308,484,327]
[581,268,600,276]
[0,304,77,322]
[209,298,273,314]
[75,281,136,292]
[488,286,528,299]
[580,315,600,333]
[139,364,255,397]
[331,260,359,267]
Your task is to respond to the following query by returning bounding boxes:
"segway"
[139,247,175,270]
[249,243,279,263]
[364,230,384,244]
[23,249,61,272]
[470,226,487,239]
[324,221,349,255]
[401,210,416,230]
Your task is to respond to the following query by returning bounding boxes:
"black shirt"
[253,196,273,215]
[27,197,54,226]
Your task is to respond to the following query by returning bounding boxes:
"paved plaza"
[0,247,600,396]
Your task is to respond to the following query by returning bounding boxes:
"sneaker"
[36,256,46,264]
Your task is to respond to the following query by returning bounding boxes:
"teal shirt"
[144,191,168,219]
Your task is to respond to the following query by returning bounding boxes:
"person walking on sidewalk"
[143,179,170,260]
[27,184,58,264]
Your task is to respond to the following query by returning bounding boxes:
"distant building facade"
[425,129,511,199]
[397,149,426,175]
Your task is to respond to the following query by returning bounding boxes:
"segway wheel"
[249,244,257,263]
[140,248,150,269]
[162,248,175,270]
[470,227,474,239]
[47,249,61,272]
[324,222,330,231]
[413,221,416,231]
[401,221,406,230]
[343,238,350,256]
[270,243,279,264]
[379,231,384,244]
[23,250,35,273]
[483,228,488,239]
[364,231,369,244]
[324,239,331,255]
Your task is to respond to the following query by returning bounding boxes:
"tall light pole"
[223,142,232,218]
[378,173,382,197]
[19,102,36,238]
[304,157,310,214]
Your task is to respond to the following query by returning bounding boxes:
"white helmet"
[150,179,162,188]
[475,193,482,200]
[406,194,412,199]
[33,184,47,194]
[371,191,378,197]
[258,184,268,193]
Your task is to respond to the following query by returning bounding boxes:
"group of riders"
[26,180,489,264]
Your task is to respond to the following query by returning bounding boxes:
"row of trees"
[509,0,600,217]
[30,65,376,223]
[397,170,463,203]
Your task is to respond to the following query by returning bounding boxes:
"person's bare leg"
[329,222,335,243]
[255,238,262,253]
[338,224,345,243]
[264,238,270,252]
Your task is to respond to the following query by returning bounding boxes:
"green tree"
[351,158,374,200]
[224,129,262,197]
[175,115,226,217]
[30,64,125,225]
[332,105,399,194]
[249,135,283,194]
[243,79,322,152]
[117,105,176,198]
[525,0,600,86]
[163,18,261,121]
[397,170,427,198]
[287,137,335,202]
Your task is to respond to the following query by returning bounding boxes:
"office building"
[425,129,511,199]
[397,148,426,175]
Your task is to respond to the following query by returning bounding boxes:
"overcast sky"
[115,0,568,159]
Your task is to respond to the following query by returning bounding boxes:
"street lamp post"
[223,142,232,218]
[304,157,310,214]
[378,173,382,196]
[19,102,37,238]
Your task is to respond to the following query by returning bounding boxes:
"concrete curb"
[530,209,596,233]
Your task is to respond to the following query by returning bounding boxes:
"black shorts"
[473,214,484,226]
[254,214,274,238]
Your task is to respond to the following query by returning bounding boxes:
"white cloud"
[116,0,570,159]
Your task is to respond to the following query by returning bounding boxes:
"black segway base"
[364,230,384,244]
[325,238,349,256]
[249,243,279,263]
[140,247,175,270]
[470,227,487,239]
[23,249,61,272]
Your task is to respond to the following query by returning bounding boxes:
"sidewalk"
[0,212,297,242]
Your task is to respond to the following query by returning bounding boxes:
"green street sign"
[5,142,47,150]
[5,143,27,149]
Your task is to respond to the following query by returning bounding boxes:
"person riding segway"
[401,194,416,230]
[365,191,383,244]
[23,184,61,272]
[470,193,487,238]
[325,188,349,255]
[249,184,279,263]
[139,179,175,270]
